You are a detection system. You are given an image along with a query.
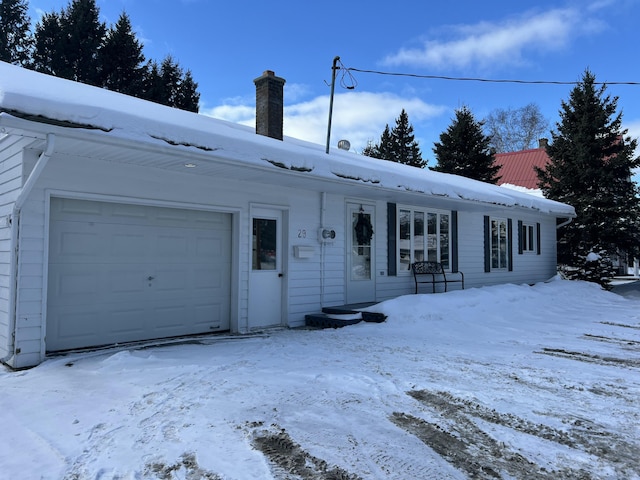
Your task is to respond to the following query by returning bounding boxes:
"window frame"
[397,205,451,274]
[490,217,510,271]
[521,222,536,254]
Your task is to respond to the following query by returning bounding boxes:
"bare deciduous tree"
[484,103,549,153]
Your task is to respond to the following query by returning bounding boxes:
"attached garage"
[46,198,232,351]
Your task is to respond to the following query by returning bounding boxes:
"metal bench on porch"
[411,261,465,293]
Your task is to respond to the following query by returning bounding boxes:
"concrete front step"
[305,307,386,329]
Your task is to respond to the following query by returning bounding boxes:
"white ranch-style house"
[0,63,575,368]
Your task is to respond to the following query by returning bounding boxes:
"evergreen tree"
[141,56,200,112]
[141,59,164,104]
[98,12,145,95]
[431,106,501,184]
[0,0,32,66]
[363,110,425,168]
[536,70,640,266]
[33,0,106,85]
[390,110,425,168]
[58,0,105,85]
[31,0,201,112]
[377,125,395,160]
[160,55,183,106]
[361,140,377,157]
[175,69,200,113]
[32,11,64,75]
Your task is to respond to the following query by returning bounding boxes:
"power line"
[343,67,640,86]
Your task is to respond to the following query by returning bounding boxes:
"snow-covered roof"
[0,62,575,217]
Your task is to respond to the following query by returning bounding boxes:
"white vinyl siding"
[1,137,565,368]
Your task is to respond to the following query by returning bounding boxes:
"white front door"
[248,207,284,328]
[346,203,376,304]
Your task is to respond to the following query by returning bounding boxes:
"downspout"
[1,133,55,365]
[320,192,326,306]
[556,217,573,229]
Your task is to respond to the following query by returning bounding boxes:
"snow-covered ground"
[1,278,639,479]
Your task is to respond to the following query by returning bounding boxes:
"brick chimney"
[538,138,549,149]
[254,70,286,141]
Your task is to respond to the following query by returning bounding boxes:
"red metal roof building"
[494,141,550,190]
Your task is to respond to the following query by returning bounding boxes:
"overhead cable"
[343,67,640,86]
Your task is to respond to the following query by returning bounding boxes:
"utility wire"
[344,67,640,86]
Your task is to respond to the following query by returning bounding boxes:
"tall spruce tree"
[141,59,165,104]
[0,0,32,66]
[32,11,64,75]
[31,1,201,112]
[175,69,200,113]
[59,0,105,85]
[98,12,145,96]
[159,55,182,106]
[33,0,106,85]
[536,70,640,265]
[431,106,501,184]
[363,110,425,168]
[140,56,200,112]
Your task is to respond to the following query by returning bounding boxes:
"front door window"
[351,211,372,281]
[252,218,277,270]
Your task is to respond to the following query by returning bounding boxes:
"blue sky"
[29,0,640,164]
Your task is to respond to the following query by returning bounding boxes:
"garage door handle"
[148,276,155,281]
[278,273,284,278]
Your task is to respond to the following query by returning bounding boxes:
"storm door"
[346,203,376,304]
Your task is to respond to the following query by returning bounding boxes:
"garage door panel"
[151,304,186,331]
[112,232,149,257]
[109,308,147,336]
[193,267,223,289]
[54,271,99,299]
[56,230,104,257]
[55,197,103,216]
[47,198,232,351]
[107,267,148,295]
[156,234,189,257]
[51,264,148,303]
[53,309,98,339]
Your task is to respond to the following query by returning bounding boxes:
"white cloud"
[203,104,255,126]
[201,91,446,154]
[287,92,446,152]
[382,7,602,71]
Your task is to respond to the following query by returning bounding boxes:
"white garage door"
[47,198,232,351]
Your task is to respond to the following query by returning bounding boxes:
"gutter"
[1,133,55,366]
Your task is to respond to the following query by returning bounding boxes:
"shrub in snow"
[560,247,615,290]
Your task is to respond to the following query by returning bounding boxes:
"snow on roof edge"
[0,62,575,217]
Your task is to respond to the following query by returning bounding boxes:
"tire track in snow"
[394,389,639,479]
[251,424,363,480]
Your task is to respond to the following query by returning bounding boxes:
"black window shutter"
[536,222,541,255]
[508,218,513,271]
[517,220,523,254]
[484,215,491,273]
[387,203,397,276]
[451,211,459,272]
